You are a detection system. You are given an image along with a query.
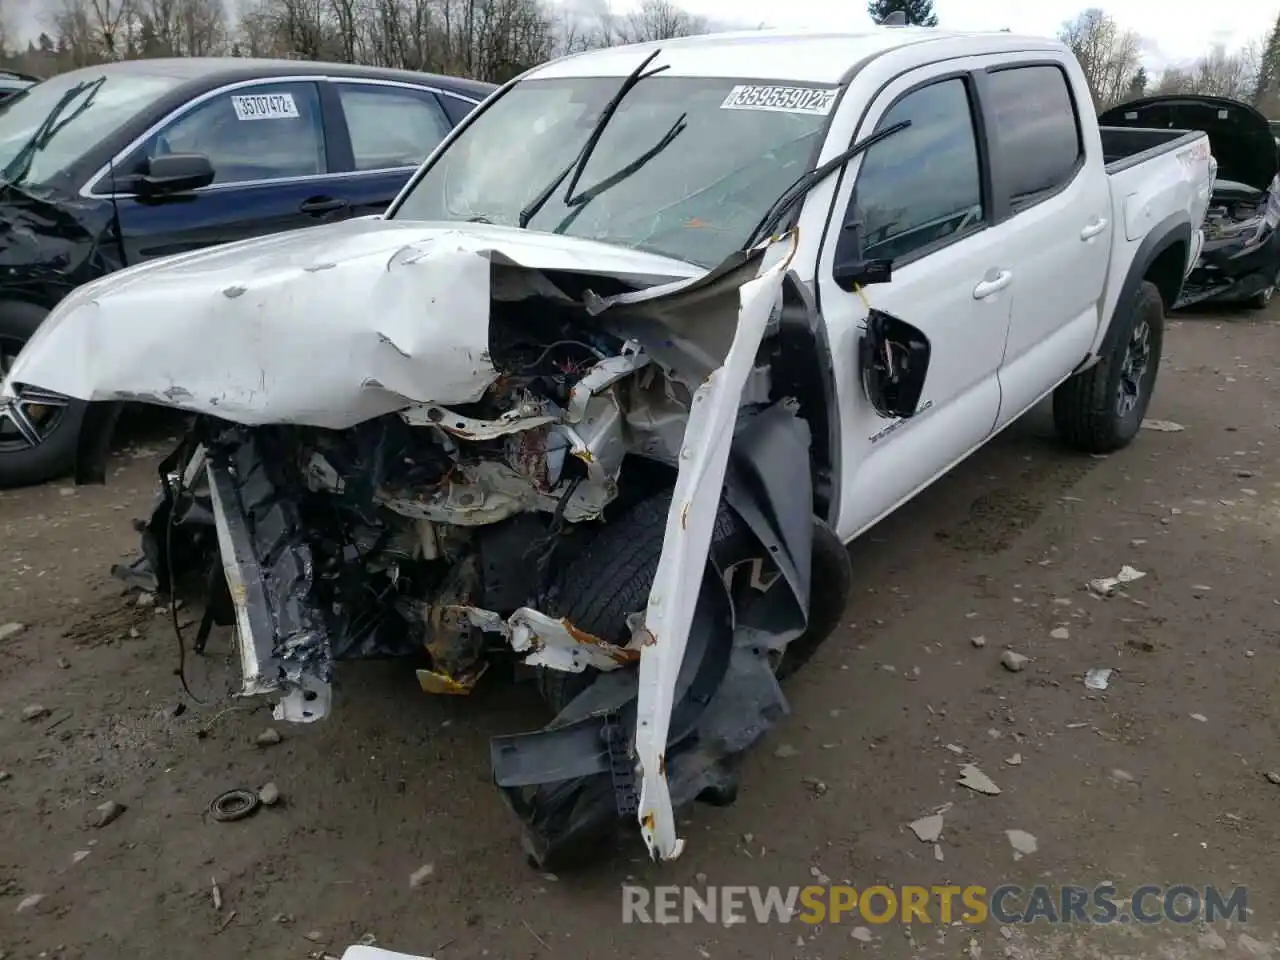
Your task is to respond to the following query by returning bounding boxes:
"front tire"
[538,491,850,712]
[0,301,87,488]
[1053,280,1164,454]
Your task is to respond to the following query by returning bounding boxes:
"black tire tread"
[1053,280,1163,455]
[539,491,739,711]
[553,493,737,639]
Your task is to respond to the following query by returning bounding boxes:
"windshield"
[391,76,834,267]
[0,71,183,188]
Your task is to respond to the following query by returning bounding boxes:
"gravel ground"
[0,308,1277,960]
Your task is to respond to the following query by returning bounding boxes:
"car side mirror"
[858,308,931,419]
[138,153,215,197]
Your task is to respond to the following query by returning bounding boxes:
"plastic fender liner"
[488,400,814,867]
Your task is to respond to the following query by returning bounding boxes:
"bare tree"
[90,0,137,58]
[1190,43,1256,99]
[139,0,228,56]
[33,0,710,81]
[1155,44,1257,100]
[1152,65,1191,95]
[50,0,106,64]
[1058,8,1141,108]
[233,0,281,55]
[619,0,706,42]
[0,0,13,56]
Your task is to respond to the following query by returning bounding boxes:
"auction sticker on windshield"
[232,93,300,121]
[720,85,837,115]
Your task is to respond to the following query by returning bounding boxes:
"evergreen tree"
[1127,67,1148,100]
[867,0,938,27]
[1255,11,1280,105]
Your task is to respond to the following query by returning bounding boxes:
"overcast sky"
[686,0,1272,71]
[7,0,1269,73]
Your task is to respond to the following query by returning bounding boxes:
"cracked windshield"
[392,75,834,267]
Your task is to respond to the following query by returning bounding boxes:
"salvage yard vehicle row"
[0,27,1212,868]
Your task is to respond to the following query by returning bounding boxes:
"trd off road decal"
[719,84,838,115]
[231,92,300,120]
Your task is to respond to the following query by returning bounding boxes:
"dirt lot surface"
[1,309,1278,960]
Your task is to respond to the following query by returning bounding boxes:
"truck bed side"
[1085,127,1213,363]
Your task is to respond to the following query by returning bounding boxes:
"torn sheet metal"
[565,342,649,422]
[400,401,557,437]
[1,218,700,428]
[632,231,797,862]
[455,605,640,671]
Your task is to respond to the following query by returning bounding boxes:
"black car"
[1100,95,1280,310]
[0,70,37,103]
[0,58,494,487]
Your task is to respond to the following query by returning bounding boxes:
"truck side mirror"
[859,308,931,419]
[833,256,893,289]
[832,210,893,290]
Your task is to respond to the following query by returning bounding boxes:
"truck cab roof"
[527,27,1063,84]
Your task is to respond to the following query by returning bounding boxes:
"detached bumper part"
[490,401,814,868]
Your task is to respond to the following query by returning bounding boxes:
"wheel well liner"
[771,271,839,526]
[1120,214,1192,316]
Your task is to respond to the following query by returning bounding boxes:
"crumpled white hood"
[1,217,701,429]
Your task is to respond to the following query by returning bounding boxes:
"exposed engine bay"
[1178,174,1280,307]
[1097,94,1280,309]
[133,312,727,704]
[17,224,846,866]
[1203,179,1267,240]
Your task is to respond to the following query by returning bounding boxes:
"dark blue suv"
[0,58,493,487]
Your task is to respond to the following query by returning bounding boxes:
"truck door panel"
[980,60,1112,427]
[814,70,1012,541]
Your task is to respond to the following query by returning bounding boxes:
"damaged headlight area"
[110,254,838,866]
[1180,176,1280,307]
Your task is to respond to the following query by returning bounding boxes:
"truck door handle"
[1080,218,1108,240]
[300,196,347,214]
[972,270,1012,300]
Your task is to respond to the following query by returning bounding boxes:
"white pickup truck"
[2,27,1212,867]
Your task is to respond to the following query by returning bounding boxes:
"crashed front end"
[1179,175,1280,306]
[5,223,816,865]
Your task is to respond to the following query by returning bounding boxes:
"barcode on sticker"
[232,93,300,120]
[720,84,837,115]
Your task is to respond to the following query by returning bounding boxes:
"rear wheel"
[1246,265,1280,309]
[1053,280,1163,454]
[0,302,86,488]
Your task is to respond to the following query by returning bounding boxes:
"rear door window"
[985,64,1083,209]
[335,83,453,171]
[133,81,327,185]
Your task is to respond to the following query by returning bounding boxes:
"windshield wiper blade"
[3,77,105,186]
[744,119,912,250]
[550,113,688,235]
[517,49,667,229]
